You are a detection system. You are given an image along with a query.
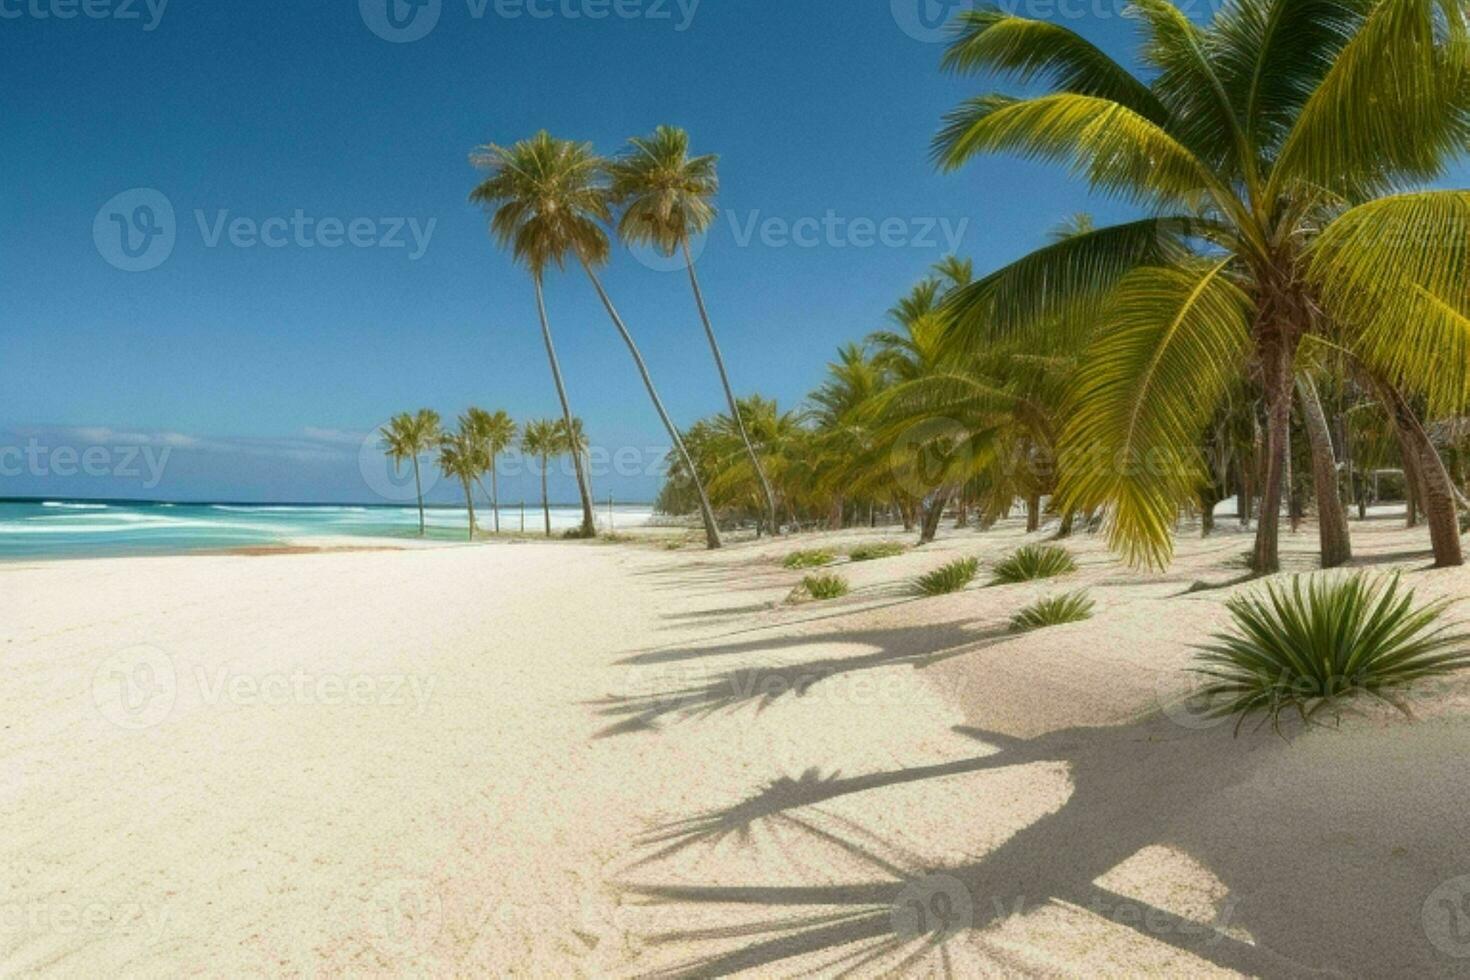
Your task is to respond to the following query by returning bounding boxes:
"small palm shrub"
[1193,573,1470,733]
[782,549,835,569]
[848,542,907,562]
[1010,591,1096,633]
[991,545,1077,585]
[791,573,850,602]
[914,557,980,597]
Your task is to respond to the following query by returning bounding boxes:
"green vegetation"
[1010,591,1096,634]
[991,545,1077,585]
[782,549,836,570]
[796,573,850,602]
[1193,574,1470,733]
[848,542,907,562]
[914,557,981,597]
[379,410,442,538]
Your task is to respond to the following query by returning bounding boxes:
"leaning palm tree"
[520,418,561,537]
[463,407,517,534]
[607,126,779,538]
[380,409,441,537]
[933,0,1468,571]
[469,134,598,539]
[472,133,722,550]
[437,426,486,542]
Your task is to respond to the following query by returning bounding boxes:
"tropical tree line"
[380,409,588,540]
[661,0,1470,575]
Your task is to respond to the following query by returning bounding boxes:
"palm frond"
[1056,261,1254,569]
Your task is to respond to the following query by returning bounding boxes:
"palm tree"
[520,418,561,537]
[463,407,517,534]
[607,125,779,538]
[437,426,485,542]
[932,0,1468,571]
[469,133,598,539]
[472,132,722,550]
[380,409,441,537]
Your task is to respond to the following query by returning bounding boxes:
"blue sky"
[7,0,1452,504]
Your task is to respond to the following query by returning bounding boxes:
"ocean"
[0,499,654,561]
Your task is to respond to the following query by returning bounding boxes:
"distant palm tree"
[475,131,722,550]
[463,407,517,533]
[608,125,778,538]
[437,426,486,542]
[380,409,441,537]
[520,418,561,537]
[469,133,598,539]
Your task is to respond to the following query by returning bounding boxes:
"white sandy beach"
[6,517,1470,976]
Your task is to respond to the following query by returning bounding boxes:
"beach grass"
[913,557,980,596]
[992,545,1077,585]
[782,549,836,569]
[1010,591,1096,633]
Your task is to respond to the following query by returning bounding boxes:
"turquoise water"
[0,500,654,561]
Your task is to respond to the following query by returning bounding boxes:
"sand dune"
[5,517,1470,975]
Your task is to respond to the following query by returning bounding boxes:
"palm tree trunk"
[540,460,551,537]
[462,477,476,542]
[533,275,597,538]
[580,259,721,550]
[1026,493,1042,533]
[491,464,501,534]
[683,239,778,538]
[412,456,426,537]
[1382,382,1463,566]
[1252,332,1297,574]
[919,487,951,545]
[1296,375,1351,568]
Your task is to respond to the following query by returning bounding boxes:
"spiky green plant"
[797,573,850,602]
[1192,573,1470,733]
[1010,591,1096,633]
[782,549,835,569]
[848,542,907,562]
[991,545,1077,584]
[914,557,981,596]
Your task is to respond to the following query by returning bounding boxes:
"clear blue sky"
[7,0,1458,504]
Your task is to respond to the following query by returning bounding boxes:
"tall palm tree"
[471,132,722,550]
[607,126,779,539]
[380,409,441,537]
[932,0,1468,571]
[437,426,485,542]
[469,133,598,539]
[520,418,561,537]
[463,407,517,534]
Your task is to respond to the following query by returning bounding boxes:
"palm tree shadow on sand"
[617,714,1468,977]
[588,620,1014,738]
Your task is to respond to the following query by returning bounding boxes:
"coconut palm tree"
[607,126,779,538]
[471,133,722,550]
[469,134,598,539]
[521,418,561,537]
[380,409,441,537]
[463,407,516,534]
[437,426,485,542]
[932,0,1468,571]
